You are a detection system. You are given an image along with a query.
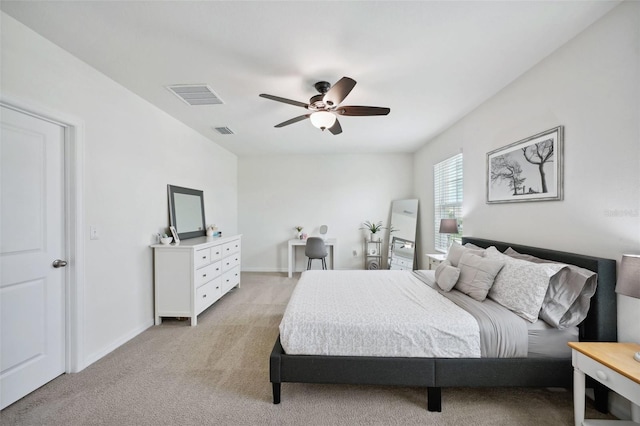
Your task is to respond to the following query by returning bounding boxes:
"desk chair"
[305,237,328,270]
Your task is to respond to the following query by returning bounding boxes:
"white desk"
[288,238,337,278]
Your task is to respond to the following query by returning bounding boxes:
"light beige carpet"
[1,272,616,425]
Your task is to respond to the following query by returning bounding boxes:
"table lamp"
[439,219,458,234]
[615,254,640,362]
[439,219,458,249]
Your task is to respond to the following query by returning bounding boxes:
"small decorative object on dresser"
[169,226,179,244]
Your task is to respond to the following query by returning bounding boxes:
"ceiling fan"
[259,77,390,135]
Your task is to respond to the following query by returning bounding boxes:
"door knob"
[52,259,68,268]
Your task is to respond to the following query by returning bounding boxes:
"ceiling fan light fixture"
[310,111,336,131]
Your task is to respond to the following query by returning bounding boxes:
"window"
[434,153,463,252]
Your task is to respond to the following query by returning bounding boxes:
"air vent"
[167,84,224,106]
[214,126,235,135]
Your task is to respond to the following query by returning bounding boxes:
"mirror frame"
[388,199,419,270]
[167,184,206,240]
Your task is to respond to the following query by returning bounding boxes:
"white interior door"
[1,105,66,409]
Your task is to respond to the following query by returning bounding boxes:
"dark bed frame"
[270,237,617,412]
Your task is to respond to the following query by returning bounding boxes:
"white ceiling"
[1,1,619,157]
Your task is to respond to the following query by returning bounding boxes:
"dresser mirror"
[388,199,419,270]
[167,185,206,240]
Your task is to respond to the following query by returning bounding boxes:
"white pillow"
[454,252,504,301]
[484,247,564,322]
[446,241,485,267]
[434,260,460,291]
[464,242,485,251]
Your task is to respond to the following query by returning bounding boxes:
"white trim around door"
[1,96,86,374]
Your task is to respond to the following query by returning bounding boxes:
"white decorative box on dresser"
[152,235,241,326]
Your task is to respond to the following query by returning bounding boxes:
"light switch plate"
[90,225,99,240]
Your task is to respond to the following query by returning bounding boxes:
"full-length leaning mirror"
[388,199,419,270]
[168,185,206,240]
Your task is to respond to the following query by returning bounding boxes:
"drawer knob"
[203,294,207,298]
[596,370,608,381]
[202,256,207,259]
[202,274,207,278]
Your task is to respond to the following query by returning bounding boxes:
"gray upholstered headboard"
[461,237,617,343]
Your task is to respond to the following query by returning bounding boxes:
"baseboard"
[241,267,284,273]
[83,319,154,369]
[240,268,347,273]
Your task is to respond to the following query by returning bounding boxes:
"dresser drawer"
[210,245,223,261]
[195,248,211,268]
[222,240,241,256]
[222,254,240,272]
[222,266,240,293]
[195,277,222,315]
[574,351,640,405]
[391,256,412,268]
[194,261,222,287]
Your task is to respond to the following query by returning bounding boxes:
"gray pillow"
[504,247,597,329]
[454,252,505,301]
[484,247,564,322]
[435,260,460,291]
[446,241,485,267]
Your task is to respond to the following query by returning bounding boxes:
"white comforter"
[279,270,481,358]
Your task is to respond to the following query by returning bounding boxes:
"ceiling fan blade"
[274,114,310,128]
[336,106,390,116]
[328,118,342,135]
[323,77,356,107]
[259,94,309,109]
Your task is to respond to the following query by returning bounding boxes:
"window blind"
[434,153,463,252]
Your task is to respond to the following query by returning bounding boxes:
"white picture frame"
[487,126,564,204]
[169,225,180,243]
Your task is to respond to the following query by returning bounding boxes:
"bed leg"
[427,387,441,412]
[272,382,281,404]
[593,382,609,413]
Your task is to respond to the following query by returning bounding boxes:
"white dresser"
[152,235,241,326]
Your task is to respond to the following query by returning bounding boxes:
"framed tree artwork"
[486,126,564,204]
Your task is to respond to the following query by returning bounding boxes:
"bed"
[269,237,617,412]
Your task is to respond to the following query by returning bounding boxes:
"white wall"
[414,2,639,417]
[1,13,238,368]
[239,154,413,271]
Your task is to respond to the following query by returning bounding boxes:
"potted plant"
[294,226,304,239]
[360,220,385,241]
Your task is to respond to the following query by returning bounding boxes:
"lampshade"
[439,219,458,234]
[309,111,336,130]
[616,254,640,298]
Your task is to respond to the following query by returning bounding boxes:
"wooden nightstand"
[568,342,640,426]
[426,253,446,270]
